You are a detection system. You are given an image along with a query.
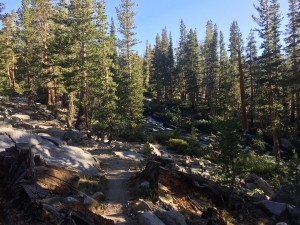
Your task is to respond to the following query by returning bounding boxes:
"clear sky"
[1,0,289,55]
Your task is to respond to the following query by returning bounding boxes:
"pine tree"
[253,0,283,161]
[160,27,169,102]
[143,41,152,89]
[285,0,300,136]
[167,34,175,101]
[1,10,17,91]
[204,21,218,115]
[91,0,118,142]
[218,31,231,117]
[228,21,242,114]
[116,0,144,133]
[109,17,119,78]
[18,0,39,105]
[186,29,202,110]
[150,34,163,107]
[67,0,97,129]
[176,20,188,102]
[229,21,248,130]
[51,0,76,127]
[32,0,55,106]
[246,30,258,127]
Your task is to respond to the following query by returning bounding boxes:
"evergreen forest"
[0,0,300,224]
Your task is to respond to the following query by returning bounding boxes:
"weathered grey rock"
[138,212,166,225]
[287,205,300,219]
[64,197,80,204]
[251,192,267,202]
[11,114,31,122]
[1,128,42,146]
[0,121,13,128]
[279,138,293,151]
[39,128,66,139]
[92,192,105,201]
[16,122,35,130]
[32,139,101,177]
[257,200,287,217]
[132,199,165,214]
[246,174,274,197]
[271,185,300,206]
[0,134,15,149]
[38,133,65,147]
[276,223,287,225]
[149,143,162,157]
[83,195,98,207]
[157,211,187,225]
[64,129,84,143]
[113,151,143,161]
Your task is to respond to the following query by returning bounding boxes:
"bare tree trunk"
[237,47,248,130]
[296,92,300,137]
[270,96,280,162]
[10,55,16,89]
[27,74,33,105]
[75,42,89,130]
[291,93,296,122]
[6,66,12,87]
[250,66,254,128]
[67,92,75,129]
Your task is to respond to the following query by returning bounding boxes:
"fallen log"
[136,159,250,210]
[35,165,80,195]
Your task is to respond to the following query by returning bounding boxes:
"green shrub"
[238,152,277,178]
[194,119,213,133]
[151,131,174,144]
[252,138,266,153]
[167,138,189,154]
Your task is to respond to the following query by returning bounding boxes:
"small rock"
[140,181,150,189]
[138,212,166,225]
[83,195,98,207]
[245,182,256,190]
[64,197,80,204]
[92,192,105,201]
[279,138,293,151]
[149,143,162,157]
[0,121,12,128]
[113,151,143,161]
[11,114,31,122]
[132,199,165,214]
[157,211,187,225]
[276,223,287,225]
[251,192,267,202]
[257,200,287,217]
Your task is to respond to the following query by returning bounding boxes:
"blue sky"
[2,0,289,55]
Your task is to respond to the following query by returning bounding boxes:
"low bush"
[194,119,213,133]
[151,131,174,145]
[238,152,277,178]
[167,138,189,154]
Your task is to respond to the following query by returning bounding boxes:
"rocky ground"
[0,96,299,225]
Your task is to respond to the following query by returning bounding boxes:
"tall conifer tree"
[286,0,300,135]
[116,0,144,133]
[253,0,283,161]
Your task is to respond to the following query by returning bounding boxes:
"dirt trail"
[93,150,139,225]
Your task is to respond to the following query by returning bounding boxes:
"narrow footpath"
[94,150,139,225]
